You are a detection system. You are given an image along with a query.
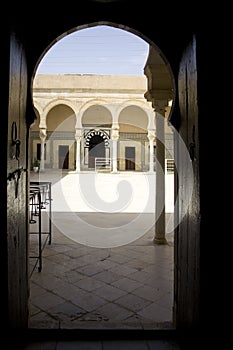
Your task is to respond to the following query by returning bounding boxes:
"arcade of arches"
[31,74,174,173]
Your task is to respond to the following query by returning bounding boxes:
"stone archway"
[88,134,105,168]
[2,11,202,342]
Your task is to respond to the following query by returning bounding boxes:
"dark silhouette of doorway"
[125,146,135,170]
[88,135,105,168]
[59,145,69,169]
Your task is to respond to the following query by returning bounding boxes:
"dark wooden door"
[6,31,29,328]
[59,145,69,169]
[88,135,105,168]
[125,146,135,170]
[175,34,200,328]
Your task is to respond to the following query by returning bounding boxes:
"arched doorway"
[118,105,149,172]
[28,23,176,331]
[81,104,112,171]
[88,134,105,168]
[3,3,205,345]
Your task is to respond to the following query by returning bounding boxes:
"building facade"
[31,74,173,172]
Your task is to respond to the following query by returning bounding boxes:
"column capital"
[75,128,82,140]
[147,129,156,141]
[75,135,82,142]
[154,100,168,115]
[39,127,47,142]
[111,129,119,140]
[112,122,119,130]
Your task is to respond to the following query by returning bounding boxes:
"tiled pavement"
[29,213,174,331]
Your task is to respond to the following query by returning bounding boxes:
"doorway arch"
[3,6,202,342]
[88,133,106,168]
[29,21,176,330]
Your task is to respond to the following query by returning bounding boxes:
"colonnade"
[38,125,156,173]
[36,102,158,174]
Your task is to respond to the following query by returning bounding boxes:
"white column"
[111,128,119,173]
[154,101,167,245]
[39,128,47,172]
[75,129,82,173]
[147,130,155,173]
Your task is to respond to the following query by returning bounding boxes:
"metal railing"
[165,159,175,174]
[95,158,112,172]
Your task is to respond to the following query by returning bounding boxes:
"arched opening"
[82,104,112,170]
[88,134,106,168]
[30,103,76,171]
[29,22,176,331]
[118,105,149,171]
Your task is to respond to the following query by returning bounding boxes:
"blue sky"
[36,25,149,76]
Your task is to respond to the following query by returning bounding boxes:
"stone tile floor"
[29,212,174,331]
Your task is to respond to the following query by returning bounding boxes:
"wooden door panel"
[59,145,69,169]
[6,31,28,328]
[176,35,200,328]
[125,147,135,170]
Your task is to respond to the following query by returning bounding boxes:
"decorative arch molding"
[79,99,113,124]
[117,99,153,114]
[32,102,43,118]
[85,129,110,147]
[37,100,77,129]
[42,99,77,117]
[117,100,154,130]
[116,99,153,127]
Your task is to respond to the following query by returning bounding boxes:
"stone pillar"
[147,129,156,173]
[154,101,167,244]
[111,126,119,173]
[75,129,82,172]
[39,128,47,172]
